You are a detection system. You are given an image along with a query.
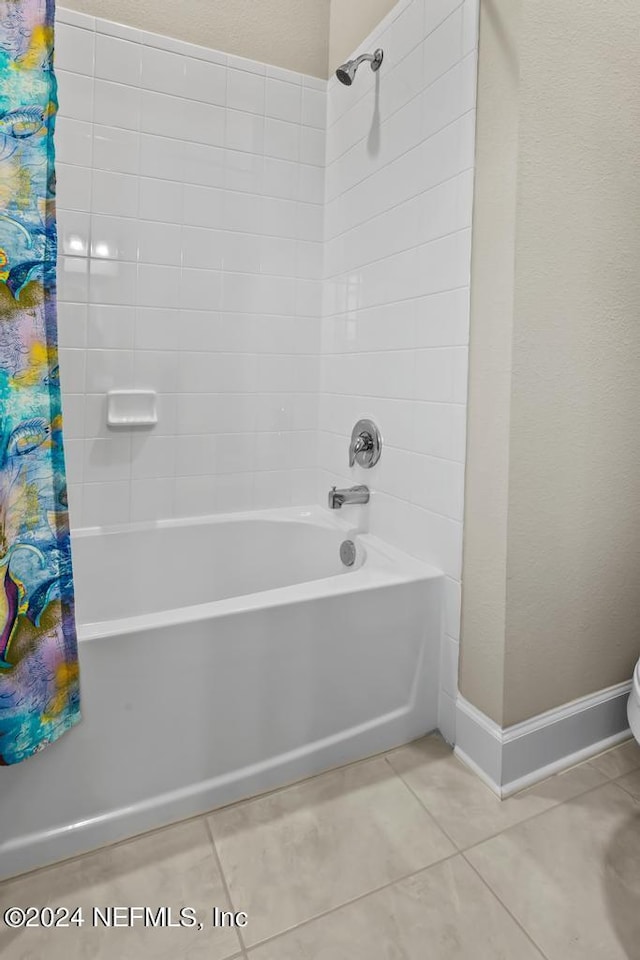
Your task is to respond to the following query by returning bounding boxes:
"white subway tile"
[58,303,88,348]
[56,118,92,167]
[131,435,177,479]
[58,210,90,258]
[55,23,95,76]
[134,349,179,393]
[183,184,224,227]
[94,79,141,131]
[84,437,131,483]
[88,305,136,350]
[90,214,139,261]
[58,349,86,393]
[301,87,326,129]
[91,170,138,218]
[141,45,186,96]
[173,476,217,517]
[264,118,300,162]
[137,220,182,265]
[89,259,137,306]
[57,69,93,122]
[140,134,185,181]
[83,481,131,526]
[95,34,142,85]
[183,142,226,188]
[180,268,223,311]
[135,308,180,350]
[58,257,89,302]
[93,125,140,175]
[227,69,265,115]
[138,177,183,223]
[131,478,175,520]
[265,78,301,123]
[225,109,264,154]
[57,163,92,212]
[443,575,462,640]
[137,263,181,308]
[184,58,226,106]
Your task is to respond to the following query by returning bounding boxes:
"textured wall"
[461,0,640,726]
[328,0,399,72]
[459,0,520,723]
[63,0,331,77]
[504,0,640,724]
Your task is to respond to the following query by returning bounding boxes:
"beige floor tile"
[387,734,608,848]
[466,782,640,960]
[0,819,241,960]
[209,756,455,946]
[247,855,544,960]
[589,739,640,779]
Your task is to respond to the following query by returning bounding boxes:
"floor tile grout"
[236,849,462,954]
[382,753,463,851]
[204,815,249,957]
[461,851,551,960]
[460,772,631,854]
[387,746,626,856]
[608,778,640,803]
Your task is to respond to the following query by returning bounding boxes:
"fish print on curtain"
[0,0,80,764]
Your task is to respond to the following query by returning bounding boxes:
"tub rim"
[73,505,442,642]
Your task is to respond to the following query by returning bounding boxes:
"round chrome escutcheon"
[340,539,356,567]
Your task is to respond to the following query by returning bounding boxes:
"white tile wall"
[54,0,478,736]
[320,0,478,740]
[55,7,325,525]
[54,2,478,723]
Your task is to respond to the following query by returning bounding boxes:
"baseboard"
[455,680,633,798]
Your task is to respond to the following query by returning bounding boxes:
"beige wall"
[328,0,398,71]
[64,0,331,77]
[461,0,640,726]
[459,0,521,724]
[64,0,402,77]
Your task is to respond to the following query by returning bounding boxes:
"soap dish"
[107,390,157,427]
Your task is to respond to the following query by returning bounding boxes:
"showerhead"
[336,48,383,86]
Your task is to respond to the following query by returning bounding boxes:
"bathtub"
[0,505,442,880]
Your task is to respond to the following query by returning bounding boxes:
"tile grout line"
[204,810,250,958]
[230,849,462,955]
[382,754,462,852]
[461,851,551,960]
[456,768,629,853]
[609,776,640,803]
[385,748,622,855]
[200,751,462,953]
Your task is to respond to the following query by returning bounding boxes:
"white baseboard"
[455,680,632,798]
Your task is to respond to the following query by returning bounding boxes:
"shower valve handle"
[348,419,382,469]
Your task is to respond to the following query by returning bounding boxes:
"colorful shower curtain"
[0,0,80,764]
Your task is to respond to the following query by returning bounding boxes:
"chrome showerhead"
[335,48,384,86]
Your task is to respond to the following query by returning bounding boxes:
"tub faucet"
[328,484,370,509]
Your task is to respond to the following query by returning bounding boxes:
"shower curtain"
[0,0,80,764]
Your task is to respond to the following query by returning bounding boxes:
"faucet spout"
[328,485,370,510]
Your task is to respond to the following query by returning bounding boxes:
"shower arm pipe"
[351,51,383,73]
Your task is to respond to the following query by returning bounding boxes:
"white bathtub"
[0,506,442,880]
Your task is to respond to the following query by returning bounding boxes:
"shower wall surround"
[320,0,477,737]
[55,8,325,526]
[55,0,477,735]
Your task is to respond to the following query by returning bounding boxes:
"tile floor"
[1,735,640,959]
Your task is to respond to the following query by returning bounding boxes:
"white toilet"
[628,660,640,744]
